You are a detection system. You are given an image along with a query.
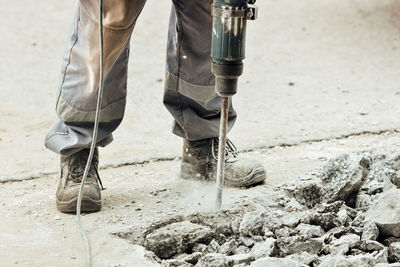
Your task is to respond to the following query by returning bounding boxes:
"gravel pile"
[127,152,400,266]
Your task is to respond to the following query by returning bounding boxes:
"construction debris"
[115,151,400,266]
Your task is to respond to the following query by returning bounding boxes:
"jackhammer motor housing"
[211,0,257,97]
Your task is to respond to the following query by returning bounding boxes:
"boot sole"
[181,162,266,188]
[56,196,101,213]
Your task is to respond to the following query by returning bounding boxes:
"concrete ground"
[1,0,400,266]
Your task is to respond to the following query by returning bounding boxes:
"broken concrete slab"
[239,210,266,236]
[129,152,400,265]
[276,236,323,256]
[365,188,400,237]
[249,238,276,260]
[144,221,213,259]
[320,153,371,203]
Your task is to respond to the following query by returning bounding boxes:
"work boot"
[56,148,103,213]
[181,138,266,187]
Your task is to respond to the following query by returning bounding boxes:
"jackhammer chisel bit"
[211,0,258,210]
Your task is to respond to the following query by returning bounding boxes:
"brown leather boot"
[181,138,266,187]
[56,148,103,213]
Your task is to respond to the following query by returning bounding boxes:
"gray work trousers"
[45,0,236,156]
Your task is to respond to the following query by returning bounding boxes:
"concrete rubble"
[127,152,400,266]
[365,188,400,237]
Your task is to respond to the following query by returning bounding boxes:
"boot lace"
[211,138,239,161]
[68,151,105,190]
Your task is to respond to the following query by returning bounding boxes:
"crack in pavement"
[1,128,399,184]
[241,128,400,152]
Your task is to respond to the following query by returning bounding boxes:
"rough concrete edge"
[1,128,400,184]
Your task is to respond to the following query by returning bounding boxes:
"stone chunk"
[286,252,319,265]
[275,227,292,238]
[239,236,255,247]
[315,201,344,213]
[319,254,376,267]
[285,181,322,207]
[365,188,400,237]
[277,236,323,256]
[328,234,360,255]
[320,153,371,203]
[239,210,265,236]
[347,254,376,266]
[352,213,366,228]
[374,248,389,264]
[183,252,203,265]
[295,223,325,238]
[388,242,400,263]
[234,245,250,255]
[359,240,385,252]
[301,210,342,231]
[383,237,400,247]
[231,217,242,234]
[355,193,373,211]
[144,221,213,259]
[281,212,303,228]
[362,221,379,241]
[192,244,207,253]
[195,253,227,267]
[249,257,305,267]
[225,253,252,265]
[263,211,285,232]
[250,238,276,260]
[206,240,220,253]
[336,208,351,225]
[388,170,400,188]
[318,255,352,267]
[219,239,238,255]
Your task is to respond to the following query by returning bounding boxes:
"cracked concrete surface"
[2,132,400,266]
[1,0,400,266]
[1,0,400,178]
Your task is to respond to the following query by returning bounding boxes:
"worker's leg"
[164,0,265,188]
[49,0,147,213]
[163,0,237,141]
[45,0,146,157]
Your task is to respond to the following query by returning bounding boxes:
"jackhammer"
[211,0,258,210]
